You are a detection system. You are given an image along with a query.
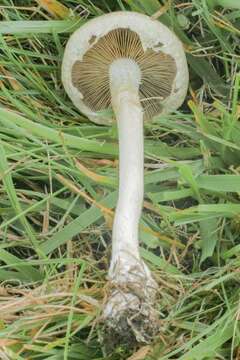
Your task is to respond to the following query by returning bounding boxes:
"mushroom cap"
[62,11,189,125]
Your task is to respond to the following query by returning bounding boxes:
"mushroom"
[62,11,189,350]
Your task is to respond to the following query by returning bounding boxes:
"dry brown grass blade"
[0,65,22,90]
[56,173,113,217]
[75,158,110,184]
[0,339,19,347]
[36,0,71,18]
[127,345,151,360]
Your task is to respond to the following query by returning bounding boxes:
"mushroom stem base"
[101,256,159,353]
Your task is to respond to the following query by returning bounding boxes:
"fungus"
[62,11,189,350]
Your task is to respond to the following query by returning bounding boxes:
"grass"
[0,0,240,359]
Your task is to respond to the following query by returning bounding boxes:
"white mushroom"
[62,11,189,350]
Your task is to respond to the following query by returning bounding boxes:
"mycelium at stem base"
[101,58,159,351]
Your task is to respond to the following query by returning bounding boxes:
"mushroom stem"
[109,58,143,274]
[102,58,158,350]
[110,62,143,267]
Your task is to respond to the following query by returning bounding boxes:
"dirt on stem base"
[100,259,159,353]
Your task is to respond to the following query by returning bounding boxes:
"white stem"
[112,91,143,262]
[102,60,158,344]
[109,58,143,274]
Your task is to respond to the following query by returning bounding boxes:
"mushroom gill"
[71,27,177,120]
